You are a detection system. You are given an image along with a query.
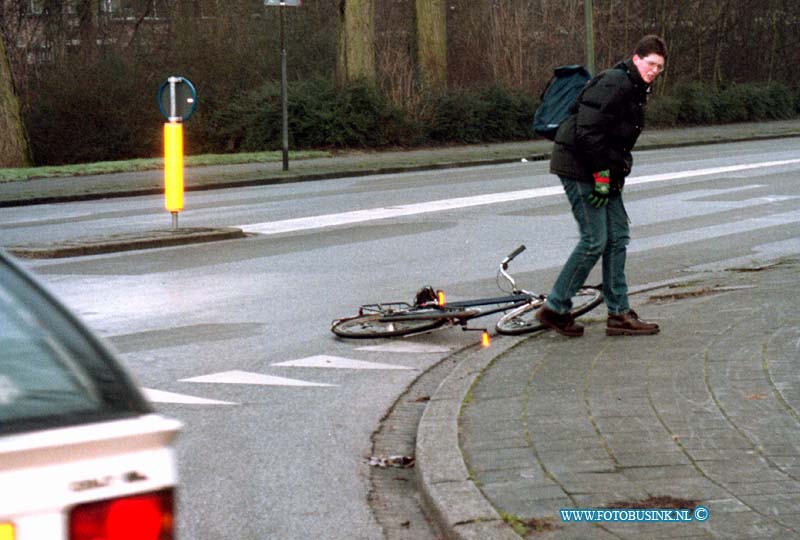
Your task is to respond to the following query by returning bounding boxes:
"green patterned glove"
[587,170,611,208]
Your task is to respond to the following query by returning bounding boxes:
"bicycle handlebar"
[499,245,526,293]
[501,245,526,269]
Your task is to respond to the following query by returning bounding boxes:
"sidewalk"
[416,258,800,539]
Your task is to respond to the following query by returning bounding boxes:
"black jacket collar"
[616,58,650,94]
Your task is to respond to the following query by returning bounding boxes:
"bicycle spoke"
[495,287,602,336]
[332,313,445,338]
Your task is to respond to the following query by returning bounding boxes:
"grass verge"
[0,150,331,183]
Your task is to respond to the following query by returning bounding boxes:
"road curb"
[416,335,526,540]
[6,227,246,259]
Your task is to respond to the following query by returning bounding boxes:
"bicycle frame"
[331,245,603,339]
[371,245,540,326]
[432,293,534,318]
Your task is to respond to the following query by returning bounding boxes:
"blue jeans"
[546,177,631,315]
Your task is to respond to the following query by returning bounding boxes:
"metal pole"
[280,6,289,171]
[168,76,179,122]
[584,0,596,76]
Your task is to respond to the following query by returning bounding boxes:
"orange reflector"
[0,523,14,540]
[481,331,491,348]
[164,122,184,213]
[437,290,446,305]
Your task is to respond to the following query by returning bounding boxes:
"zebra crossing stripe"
[237,159,800,236]
[181,370,335,387]
[272,355,414,370]
[142,388,237,405]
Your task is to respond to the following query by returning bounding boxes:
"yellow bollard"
[164,122,184,216]
[0,523,15,540]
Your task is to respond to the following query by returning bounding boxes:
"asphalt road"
[2,137,800,539]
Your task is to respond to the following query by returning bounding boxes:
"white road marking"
[633,211,800,253]
[181,370,335,387]
[687,238,800,272]
[239,187,562,235]
[754,196,798,203]
[627,159,800,186]
[142,388,237,405]
[237,159,800,235]
[734,195,800,208]
[271,355,414,370]
[356,343,452,354]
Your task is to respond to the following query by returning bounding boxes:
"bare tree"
[337,0,376,83]
[415,0,446,90]
[0,31,31,167]
[77,0,99,62]
[486,1,532,89]
[42,0,65,62]
[2,0,799,165]
[710,0,731,87]
[375,1,414,105]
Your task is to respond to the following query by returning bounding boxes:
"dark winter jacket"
[549,59,650,188]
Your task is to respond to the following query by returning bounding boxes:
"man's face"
[632,53,665,84]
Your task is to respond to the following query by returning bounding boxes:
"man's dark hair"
[634,35,667,60]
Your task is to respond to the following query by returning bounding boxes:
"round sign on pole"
[157,77,197,122]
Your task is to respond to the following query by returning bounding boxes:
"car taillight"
[69,489,174,540]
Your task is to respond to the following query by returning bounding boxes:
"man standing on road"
[536,35,667,337]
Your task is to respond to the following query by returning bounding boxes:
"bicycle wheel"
[495,286,603,335]
[331,313,447,338]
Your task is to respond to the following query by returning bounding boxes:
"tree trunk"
[337,0,376,84]
[415,0,446,90]
[711,0,729,87]
[44,0,66,63]
[0,34,32,167]
[78,0,100,63]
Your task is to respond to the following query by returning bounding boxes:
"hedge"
[23,74,799,165]
[206,77,411,151]
[423,86,536,143]
[647,82,796,127]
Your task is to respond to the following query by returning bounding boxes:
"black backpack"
[532,65,592,140]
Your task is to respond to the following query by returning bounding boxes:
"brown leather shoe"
[606,310,660,336]
[535,306,584,337]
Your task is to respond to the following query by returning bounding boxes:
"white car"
[0,251,180,540]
